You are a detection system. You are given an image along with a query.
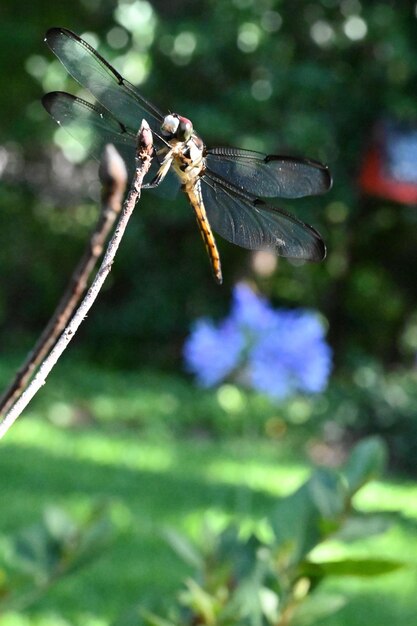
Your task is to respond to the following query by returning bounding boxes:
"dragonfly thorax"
[161,113,193,142]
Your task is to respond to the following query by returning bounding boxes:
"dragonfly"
[42,27,332,284]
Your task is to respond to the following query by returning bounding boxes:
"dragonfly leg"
[143,151,173,189]
[142,177,162,189]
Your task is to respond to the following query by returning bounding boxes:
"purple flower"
[183,284,332,400]
[230,283,277,331]
[183,318,244,387]
[249,311,332,399]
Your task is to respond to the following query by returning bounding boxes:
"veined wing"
[44,27,164,135]
[205,147,332,199]
[200,170,326,261]
[42,91,180,196]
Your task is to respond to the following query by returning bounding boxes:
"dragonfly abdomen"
[184,179,223,285]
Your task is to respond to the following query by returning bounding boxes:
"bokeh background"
[2,1,417,625]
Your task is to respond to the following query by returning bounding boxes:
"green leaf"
[43,506,77,542]
[343,437,387,494]
[259,587,280,624]
[163,528,203,570]
[308,468,348,520]
[269,483,321,566]
[302,557,405,579]
[229,577,264,626]
[335,513,394,542]
[141,609,178,626]
[4,505,113,584]
[227,553,275,626]
[5,523,62,582]
[291,593,346,626]
[66,510,114,575]
[180,578,218,624]
[219,530,260,580]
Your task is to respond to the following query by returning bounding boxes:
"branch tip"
[99,143,128,192]
[0,125,154,436]
[138,120,153,155]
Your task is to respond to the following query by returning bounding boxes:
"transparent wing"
[200,171,326,261]
[206,147,332,199]
[44,27,164,135]
[42,91,180,197]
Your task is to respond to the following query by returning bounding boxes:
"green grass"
[1,365,417,625]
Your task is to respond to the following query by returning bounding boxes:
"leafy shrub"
[0,505,113,614]
[142,438,404,626]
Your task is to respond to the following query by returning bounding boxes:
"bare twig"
[0,121,153,438]
[0,145,128,416]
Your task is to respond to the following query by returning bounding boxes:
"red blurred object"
[359,120,417,205]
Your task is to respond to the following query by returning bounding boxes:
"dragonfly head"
[161,114,193,142]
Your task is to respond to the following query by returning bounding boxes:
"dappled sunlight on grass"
[0,612,108,626]
[6,416,175,474]
[203,457,308,495]
[4,416,310,496]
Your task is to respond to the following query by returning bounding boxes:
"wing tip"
[283,238,326,263]
[304,222,327,261]
[313,235,327,261]
[304,158,333,193]
[320,164,333,193]
[42,91,76,113]
[41,91,57,113]
[44,26,65,45]
[45,26,75,38]
[296,157,333,194]
[277,220,326,262]
[265,154,333,195]
[281,237,326,263]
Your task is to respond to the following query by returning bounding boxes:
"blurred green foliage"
[0,505,114,614]
[150,439,403,626]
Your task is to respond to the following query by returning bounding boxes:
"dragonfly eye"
[161,114,179,136]
[178,116,193,141]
